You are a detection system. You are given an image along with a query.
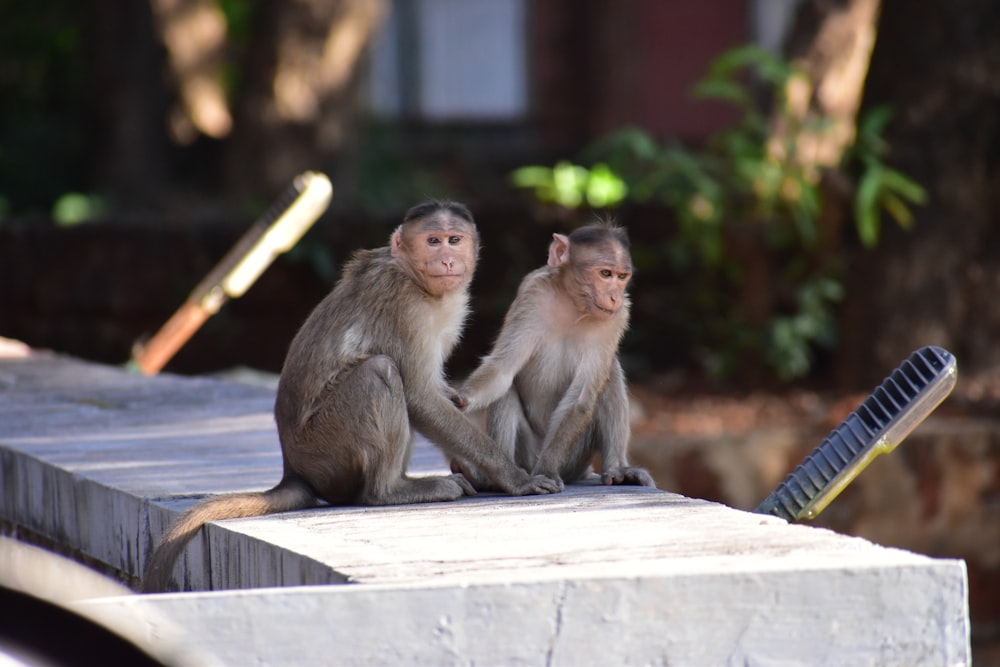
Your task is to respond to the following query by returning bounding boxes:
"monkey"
[452,222,655,490]
[141,200,563,592]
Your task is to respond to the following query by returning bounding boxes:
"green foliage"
[765,277,844,381]
[849,106,927,247]
[52,192,108,226]
[512,45,926,382]
[511,162,628,209]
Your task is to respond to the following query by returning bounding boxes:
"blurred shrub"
[52,192,108,226]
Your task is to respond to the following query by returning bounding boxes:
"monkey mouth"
[594,304,616,316]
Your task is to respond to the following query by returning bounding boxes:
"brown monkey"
[454,222,655,489]
[142,201,562,592]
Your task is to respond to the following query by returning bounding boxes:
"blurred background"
[2,0,998,389]
[1,0,999,659]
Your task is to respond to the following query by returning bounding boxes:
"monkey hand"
[444,386,469,411]
[601,466,656,488]
[447,473,478,497]
[508,472,564,496]
[450,458,499,492]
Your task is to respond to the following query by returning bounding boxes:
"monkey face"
[565,244,632,320]
[392,215,479,297]
[583,264,631,319]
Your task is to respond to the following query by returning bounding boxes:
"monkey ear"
[547,234,570,268]
[390,226,404,258]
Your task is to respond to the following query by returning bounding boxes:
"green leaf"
[707,44,782,79]
[551,162,589,208]
[881,192,915,229]
[858,105,894,139]
[814,277,845,302]
[52,192,104,226]
[585,163,628,208]
[879,167,928,204]
[510,165,554,189]
[854,166,883,248]
[796,174,821,216]
[605,127,660,160]
[691,79,751,107]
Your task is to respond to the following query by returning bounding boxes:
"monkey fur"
[455,222,655,489]
[141,201,562,592]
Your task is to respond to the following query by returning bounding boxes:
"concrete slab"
[0,352,972,665]
[78,561,968,667]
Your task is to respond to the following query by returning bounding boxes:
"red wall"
[625,1,748,139]
[533,0,749,149]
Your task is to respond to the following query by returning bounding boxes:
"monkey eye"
[427,236,441,245]
[599,269,613,278]
[618,273,630,281]
[448,235,462,245]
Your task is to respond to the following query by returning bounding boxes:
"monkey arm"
[443,384,468,411]
[460,358,520,413]
[460,315,542,412]
[402,364,561,495]
[595,358,631,470]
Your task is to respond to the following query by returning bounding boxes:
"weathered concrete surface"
[630,406,1000,646]
[0,351,972,665]
[79,561,967,667]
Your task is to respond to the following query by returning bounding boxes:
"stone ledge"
[0,352,972,665]
[78,560,969,667]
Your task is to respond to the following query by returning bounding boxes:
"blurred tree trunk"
[731,0,882,383]
[223,0,387,200]
[149,0,232,143]
[89,0,172,205]
[833,0,1000,387]
[777,0,883,257]
[781,0,882,168]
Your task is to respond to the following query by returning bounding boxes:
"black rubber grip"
[754,346,956,522]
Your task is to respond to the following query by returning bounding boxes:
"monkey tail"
[141,476,315,593]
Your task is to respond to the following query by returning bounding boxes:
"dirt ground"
[629,367,1000,440]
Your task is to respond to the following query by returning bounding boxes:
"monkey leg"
[545,424,599,485]
[550,417,650,487]
[450,389,533,491]
[489,388,539,469]
[589,374,656,488]
[292,355,474,506]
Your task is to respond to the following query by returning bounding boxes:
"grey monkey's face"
[582,266,630,319]
[393,215,479,297]
[570,244,632,320]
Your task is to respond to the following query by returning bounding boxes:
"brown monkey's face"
[571,244,632,320]
[392,215,479,297]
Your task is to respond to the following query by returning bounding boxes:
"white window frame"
[368,0,528,121]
